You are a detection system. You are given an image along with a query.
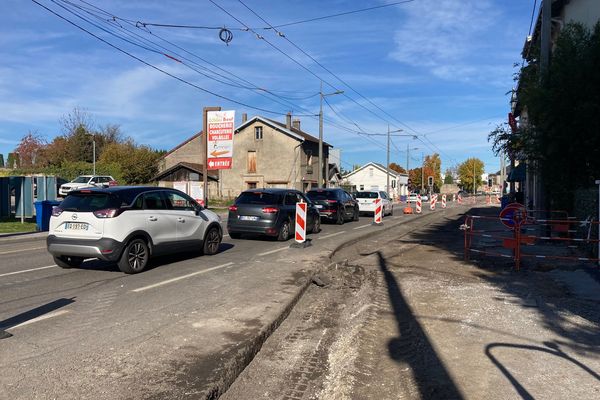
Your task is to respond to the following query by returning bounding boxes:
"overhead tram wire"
[61,1,320,101]
[46,0,400,146]
[54,0,327,117]
[99,1,415,31]
[31,0,291,116]
[235,0,423,141]
[75,0,416,142]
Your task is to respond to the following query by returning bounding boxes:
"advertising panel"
[207,110,235,170]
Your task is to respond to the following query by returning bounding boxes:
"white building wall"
[344,164,409,198]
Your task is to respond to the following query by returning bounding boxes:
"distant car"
[355,191,393,216]
[407,192,429,202]
[47,187,222,273]
[227,189,320,240]
[59,175,117,196]
[306,188,359,224]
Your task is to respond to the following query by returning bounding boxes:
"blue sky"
[1,0,535,174]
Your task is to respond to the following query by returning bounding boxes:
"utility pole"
[318,82,343,188]
[473,159,476,195]
[540,0,551,76]
[421,153,424,193]
[92,138,96,175]
[387,125,390,198]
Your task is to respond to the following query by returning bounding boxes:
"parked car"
[58,175,117,196]
[355,191,393,216]
[47,186,222,273]
[306,188,359,224]
[227,189,320,240]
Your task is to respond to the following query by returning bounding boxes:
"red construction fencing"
[462,212,599,271]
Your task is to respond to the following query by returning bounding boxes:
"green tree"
[0,154,4,168]
[7,153,20,169]
[491,22,600,210]
[99,142,160,184]
[444,168,454,184]
[458,158,484,193]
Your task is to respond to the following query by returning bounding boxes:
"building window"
[255,126,263,140]
[359,184,364,190]
[306,150,313,174]
[247,181,257,189]
[247,151,257,173]
[369,168,374,177]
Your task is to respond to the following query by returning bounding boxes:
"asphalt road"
[0,204,450,399]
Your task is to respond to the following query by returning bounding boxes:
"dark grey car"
[227,189,320,241]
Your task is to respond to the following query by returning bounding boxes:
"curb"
[204,206,455,398]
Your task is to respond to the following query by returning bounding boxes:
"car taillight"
[108,180,118,186]
[51,206,63,217]
[262,207,279,213]
[228,205,238,212]
[93,208,123,218]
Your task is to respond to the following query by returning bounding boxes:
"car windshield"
[306,190,337,200]
[59,193,122,212]
[71,176,91,183]
[236,192,280,205]
[355,192,378,199]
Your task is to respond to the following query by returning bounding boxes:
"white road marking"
[9,309,70,330]
[0,264,57,278]
[0,246,46,255]
[353,224,371,230]
[132,262,235,293]
[318,231,346,240]
[257,247,288,256]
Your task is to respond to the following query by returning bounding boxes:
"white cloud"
[390,0,505,83]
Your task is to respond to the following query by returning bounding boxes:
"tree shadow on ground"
[407,206,600,352]
[377,251,464,400]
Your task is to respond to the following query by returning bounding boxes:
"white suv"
[47,187,222,273]
[355,191,393,216]
[58,175,117,197]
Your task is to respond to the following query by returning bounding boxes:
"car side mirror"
[89,181,96,185]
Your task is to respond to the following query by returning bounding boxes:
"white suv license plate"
[239,216,259,221]
[64,222,89,230]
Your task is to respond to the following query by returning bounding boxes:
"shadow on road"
[0,297,75,337]
[485,341,600,400]
[377,251,464,400]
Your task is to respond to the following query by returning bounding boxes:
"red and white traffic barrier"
[496,195,501,204]
[295,201,307,243]
[430,194,436,210]
[442,194,447,209]
[416,195,422,214]
[374,198,383,224]
[458,194,462,204]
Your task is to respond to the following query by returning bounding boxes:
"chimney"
[292,118,301,131]
[286,112,292,130]
[242,113,248,123]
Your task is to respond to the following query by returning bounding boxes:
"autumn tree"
[0,154,4,168]
[388,162,406,174]
[423,153,442,191]
[14,131,47,168]
[99,141,161,184]
[458,158,484,193]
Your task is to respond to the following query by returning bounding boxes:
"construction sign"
[207,110,235,170]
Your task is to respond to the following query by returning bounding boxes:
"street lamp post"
[387,126,403,198]
[319,81,344,188]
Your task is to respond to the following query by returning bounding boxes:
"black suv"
[306,188,359,224]
[227,189,320,241]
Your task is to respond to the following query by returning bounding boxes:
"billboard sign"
[207,110,235,170]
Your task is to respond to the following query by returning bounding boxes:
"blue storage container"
[34,200,61,231]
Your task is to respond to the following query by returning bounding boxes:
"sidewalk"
[223,205,600,399]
